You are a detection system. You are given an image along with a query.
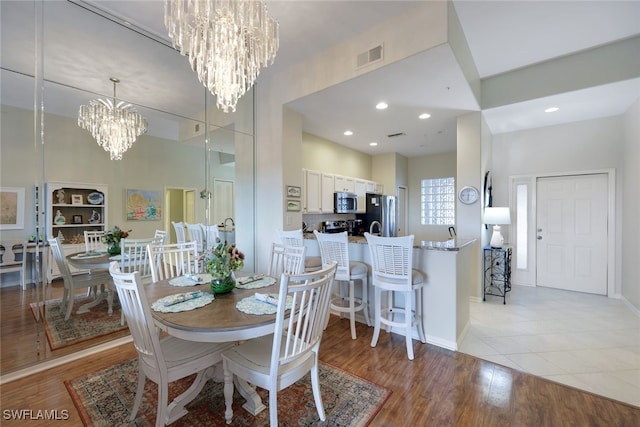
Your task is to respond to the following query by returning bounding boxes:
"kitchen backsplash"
[303,213,356,232]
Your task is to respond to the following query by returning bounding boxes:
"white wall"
[622,99,640,309]
[302,132,371,179]
[492,115,626,300]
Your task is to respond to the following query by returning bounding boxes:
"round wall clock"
[458,186,479,204]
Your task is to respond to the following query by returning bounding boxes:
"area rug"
[30,296,127,350]
[65,358,391,426]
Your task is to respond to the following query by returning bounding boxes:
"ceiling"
[1,0,639,157]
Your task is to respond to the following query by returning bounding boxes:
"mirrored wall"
[0,0,255,374]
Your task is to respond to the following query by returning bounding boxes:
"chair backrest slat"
[120,237,160,283]
[268,242,306,277]
[313,231,351,281]
[271,263,337,374]
[147,241,200,282]
[186,223,206,253]
[0,240,26,268]
[172,221,187,244]
[84,230,106,252]
[364,233,415,289]
[278,229,304,247]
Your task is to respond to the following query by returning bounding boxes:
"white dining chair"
[108,262,235,427]
[185,223,206,254]
[0,240,27,290]
[364,232,426,360]
[314,230,370,339]
[147,241,200,282]
[48,237,113,320]
[221,262,338,426]
[278,228,322,272]
[171,221,187,244]
[203,224,220,252]
[84,230,106,253]
[153,229,169,245]
[267,242,306,278]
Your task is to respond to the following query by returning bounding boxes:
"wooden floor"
[1,315,639,426]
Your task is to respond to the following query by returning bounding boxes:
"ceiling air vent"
[387,132,406,138]
[356,44,383,69]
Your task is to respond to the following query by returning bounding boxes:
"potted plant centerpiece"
[102,226,130,255]
[205,242,244,294]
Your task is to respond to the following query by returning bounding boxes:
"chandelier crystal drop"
[78,78,148,160]
[164,0,279,113]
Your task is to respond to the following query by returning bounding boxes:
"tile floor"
[458,285,640,407]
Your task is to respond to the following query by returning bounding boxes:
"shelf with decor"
[45,182,108,280]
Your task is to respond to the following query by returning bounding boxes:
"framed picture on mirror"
[71,194,83,205]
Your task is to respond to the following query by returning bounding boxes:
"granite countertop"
[304,232,476,251]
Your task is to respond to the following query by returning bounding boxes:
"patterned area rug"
[65,358,391,426]
[30,296,127,350]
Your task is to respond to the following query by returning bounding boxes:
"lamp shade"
[484,207,511,225]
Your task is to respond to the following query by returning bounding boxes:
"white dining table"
[66,251,114,314]
[144,275,280,422]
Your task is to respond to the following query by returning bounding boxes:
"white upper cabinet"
[321,173,335,213]
[334,175,355,193]
[305,169,321,213]
[354,179,367,213]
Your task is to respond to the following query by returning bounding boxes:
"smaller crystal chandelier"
[78,78,148,160]
[164,0,279,113]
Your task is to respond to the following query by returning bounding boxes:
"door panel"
[536,174,608,294]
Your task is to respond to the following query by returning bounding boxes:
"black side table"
[483,247,512,304]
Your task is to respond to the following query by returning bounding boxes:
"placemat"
[236,293,292,315]
[169,273,214,287]
[235,275,276,289]
[71,252,105,260]
[151,292,215,313]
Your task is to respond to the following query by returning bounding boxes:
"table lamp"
[484,207,511,248]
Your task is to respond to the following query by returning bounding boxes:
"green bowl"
[210,278,235,294]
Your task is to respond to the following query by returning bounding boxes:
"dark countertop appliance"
[321,220,348,233]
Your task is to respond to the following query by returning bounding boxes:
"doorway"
[510,170,614,296]
[165,187,196,244]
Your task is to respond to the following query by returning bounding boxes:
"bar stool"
[364,232,426,360]
[278,229,322,272]
[314,230,370,339]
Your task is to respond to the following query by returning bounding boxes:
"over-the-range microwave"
[334,192,358,214]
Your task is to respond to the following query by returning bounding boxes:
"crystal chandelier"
[78,78,148,160]
[164,0,279,113]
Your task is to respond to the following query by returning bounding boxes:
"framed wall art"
[126,188,163,221]
[72,215,83,224]
[286,185,301,198]
[71,194,83,205]
[0,187,25,230]
[287,199,301,212]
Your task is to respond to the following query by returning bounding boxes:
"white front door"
[213,179,234,225]
[536,174,608,294]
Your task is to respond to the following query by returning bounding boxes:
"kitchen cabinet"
[304,169,321,213]
[366,181,377,193]
[354,179,368,213]
[321,173,335,213]
[334,175,355,193]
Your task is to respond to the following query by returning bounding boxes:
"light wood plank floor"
[1,315,639,426]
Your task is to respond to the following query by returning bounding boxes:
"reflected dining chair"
[48,237,113,320]
[222,262,338,426]
[203,224,220,252]
[147,241,200,282]
[267,242,306,278]
[314,230,370,339]
[364,232,426,360]
[154,229,169,245]
[185,223,206,254]
[0,240,27,290]
[171,221,187,244]
[84,230,106,253]
[109,262,235,427]
[278,228,322,272]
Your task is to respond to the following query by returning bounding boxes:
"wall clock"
[458,186,479,204]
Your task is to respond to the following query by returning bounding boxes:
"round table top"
[66,251,112,269]
[144,276,280,343]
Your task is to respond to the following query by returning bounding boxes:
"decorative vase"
[210,274,236,294]
[107,243,121,255]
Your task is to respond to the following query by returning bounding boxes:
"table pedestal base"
[76,284,114,315]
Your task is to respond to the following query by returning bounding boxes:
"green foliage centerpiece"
[205,242,245,294]
[102,226,130,255]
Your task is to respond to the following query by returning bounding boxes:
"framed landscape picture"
[126,188,163,221]
[0,187,25,230]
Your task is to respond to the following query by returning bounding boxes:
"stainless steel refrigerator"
[359,193,397,237]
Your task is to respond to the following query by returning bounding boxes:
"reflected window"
[421,177,455,225]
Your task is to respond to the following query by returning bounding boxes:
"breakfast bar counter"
[304,234,478,351]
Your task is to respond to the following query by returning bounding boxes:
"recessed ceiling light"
[343,130,353,136]
[369,142,378,146]
[545,107,559,113]
[375,102,388,110]
[419,113,431,119]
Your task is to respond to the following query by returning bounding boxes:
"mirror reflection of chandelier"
[77,78,148,160]
[164,0,279,113]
